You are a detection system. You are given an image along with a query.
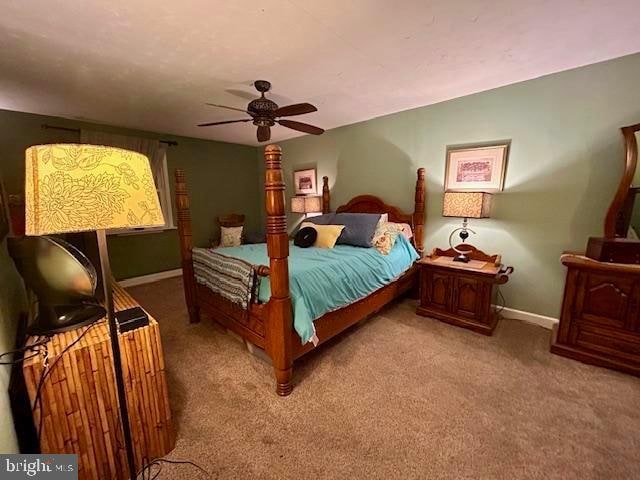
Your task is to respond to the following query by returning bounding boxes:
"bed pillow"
[333,213,381,247]
[372,223,401,255]
[388,222,413,240]
[294,226,317,248]
[300,222,344,248]
[301,213,335,225]
[220,226,243,247]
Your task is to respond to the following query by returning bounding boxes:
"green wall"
[0,238,25,453]
[276,53,640,319]
[0,109,261,451]
[0,109,261,279]
[0,126,27,453]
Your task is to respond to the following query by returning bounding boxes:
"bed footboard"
[174,169,200,323]
[263,145,294,396]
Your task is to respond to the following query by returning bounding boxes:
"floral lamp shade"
[25,144,164,235]
[442,191,492,219]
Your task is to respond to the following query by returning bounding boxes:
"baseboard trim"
[498,306,559,330]
[119,269,182,288]
[119,272,560,331]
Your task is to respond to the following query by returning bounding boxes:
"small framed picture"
[445,143,509,192]
[293,168,317,195]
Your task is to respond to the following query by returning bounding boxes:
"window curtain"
[80,129,170,223]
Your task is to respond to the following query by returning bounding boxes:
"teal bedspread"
[214,235,418,344]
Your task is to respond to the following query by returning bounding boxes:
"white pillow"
[220,226,243,247]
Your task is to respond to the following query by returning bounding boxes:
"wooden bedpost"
[174,169,200,323]
[322,176,330,214]
[264,145,294,396]
[413,168,426,257]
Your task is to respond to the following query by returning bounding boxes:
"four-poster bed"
[174,144,426,395]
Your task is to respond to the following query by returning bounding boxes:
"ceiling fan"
[198,80,324,142]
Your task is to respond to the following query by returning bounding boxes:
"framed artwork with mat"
[445,143,509,192]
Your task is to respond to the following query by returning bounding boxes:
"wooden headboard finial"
[413,168,426,257]
[322,176,330,214]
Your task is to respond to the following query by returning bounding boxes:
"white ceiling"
[1,0,639,146]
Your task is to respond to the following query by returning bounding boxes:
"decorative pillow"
[372,223,401,255]
[220,226,243,247]
[294,226,317,248]
[293,213,335,238]
[332,213,381,247]
[300,222,344,248]
[387,222,413,240]
[377,213,388,228]
[302,213,335,225]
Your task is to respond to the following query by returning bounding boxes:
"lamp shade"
[25,144,165,235]
[291,195,322,214]
[442,191,492,218]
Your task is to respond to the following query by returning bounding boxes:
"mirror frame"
[604,123,640,238]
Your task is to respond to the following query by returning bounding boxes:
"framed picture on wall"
[293,168,317,195]
[445,143,509,192]
[0,180,9,241]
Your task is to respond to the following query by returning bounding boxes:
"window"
[114,149,175,235]
[79,129,175,235]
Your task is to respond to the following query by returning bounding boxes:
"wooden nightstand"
[416,245,513,335]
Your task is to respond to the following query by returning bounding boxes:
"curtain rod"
[41,124,178,146]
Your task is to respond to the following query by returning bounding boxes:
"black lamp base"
[28,303,105,336]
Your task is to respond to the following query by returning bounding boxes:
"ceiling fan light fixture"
[199,80,323,142]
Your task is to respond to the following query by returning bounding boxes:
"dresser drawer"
[573,322,640,364]
[573,271,640,331]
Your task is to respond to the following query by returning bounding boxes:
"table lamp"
[25,144,165,479]
[291,195,322,217]
[442,191,492,262]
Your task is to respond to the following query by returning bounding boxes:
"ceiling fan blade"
[257,125,271,142]
[206,103,251,114]
[274,103,318,117]
[278,119,324,135]
[197,119,252,127]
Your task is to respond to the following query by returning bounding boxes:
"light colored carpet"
[127,277,640,480]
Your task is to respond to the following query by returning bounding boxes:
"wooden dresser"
[552,254,640,376]
[416,245,513,335]
[23,283,175,480]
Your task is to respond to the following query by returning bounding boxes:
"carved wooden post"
[264,145,294,396]
[174,169,200,323]
[413,168,426,257]
[322,176,330,214]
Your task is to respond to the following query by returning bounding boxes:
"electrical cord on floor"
[86,345,210,480]
[136,458,209,480]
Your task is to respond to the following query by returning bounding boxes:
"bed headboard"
[321,169,426,255]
